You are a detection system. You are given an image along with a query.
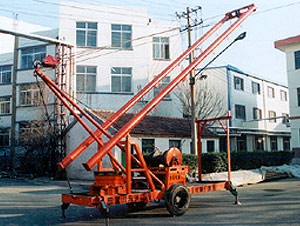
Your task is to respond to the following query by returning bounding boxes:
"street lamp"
[195,32,247,79]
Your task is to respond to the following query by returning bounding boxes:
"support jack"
[61,203,70,219]
[229,183,241,205]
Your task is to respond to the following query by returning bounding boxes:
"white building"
[200,65,291,152]
[59,1,183,117]
[275,36,300,151]
[0,2,183,169]
[0,28,60,170]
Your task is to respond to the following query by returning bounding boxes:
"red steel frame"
[34,4,257,211]
[196,112,232,182]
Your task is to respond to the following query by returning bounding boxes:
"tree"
[175,80,225,122]
[17,83,58,176]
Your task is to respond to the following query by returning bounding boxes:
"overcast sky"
[2,0,300,85]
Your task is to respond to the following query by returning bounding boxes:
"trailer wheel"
[126,202,147,211]
[165,184,190,216]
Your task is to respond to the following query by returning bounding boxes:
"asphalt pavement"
[0,177,299,226]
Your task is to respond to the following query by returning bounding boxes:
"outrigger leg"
[229,183,241,205]
[61,203,70,219]
[100,199,110,226]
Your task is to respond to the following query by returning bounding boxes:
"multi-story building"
[0,2,183,169]
[275,35,300,150]
[59,1,182,117]
[0,28,60,170]
[199,65,291,152]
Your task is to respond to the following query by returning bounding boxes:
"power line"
[73,27,180,62]
[32,0,154,20]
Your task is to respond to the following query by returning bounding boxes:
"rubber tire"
[126,202,147,211]
[165,184,190,216]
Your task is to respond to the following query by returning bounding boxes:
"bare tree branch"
[174,81,226,123]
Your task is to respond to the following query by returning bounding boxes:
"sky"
[2,0,300,85]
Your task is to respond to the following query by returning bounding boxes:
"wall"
[202,66,291,152]
[65,117,120,180]
[282,44,300,148]
[59,1,183,118]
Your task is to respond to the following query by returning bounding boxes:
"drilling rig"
[34,4,257,218]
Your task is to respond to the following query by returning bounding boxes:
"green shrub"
[182,151,294,174]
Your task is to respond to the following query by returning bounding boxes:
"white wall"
[227,69,290,132]
[59,1,183,118]
[65,117,120,180]
[278,43,300,148]
[202,66,291,152]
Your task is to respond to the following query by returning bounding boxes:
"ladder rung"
[132,168,146,172]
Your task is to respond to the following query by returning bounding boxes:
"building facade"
[0,2,183,169]
[59,1,183,117]
[200,65,291,152]
[275,35,300,150]
[0,28,59,170]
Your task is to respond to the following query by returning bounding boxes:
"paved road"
[0,177,300,226]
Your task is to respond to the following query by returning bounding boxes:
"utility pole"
[9,36,18,175]
[177,6,202,155]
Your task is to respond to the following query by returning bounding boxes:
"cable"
[69,0,180,16]
[32,0,156,20]
[72,26,180,61]
[0,3,178,30]
[75,31,182,64]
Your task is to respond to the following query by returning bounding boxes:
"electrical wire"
[32,0,158,20]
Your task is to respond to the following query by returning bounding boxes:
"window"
[169,139,181,151]
[153,37,170,60]
[111,67,132,93]
[267,86,275,98]
[283,137,290,151]
[297,88,300,106]
[253,107,262,120]
[294,50,300,69]
[268,111,276,123]
[111,24,132,49]
[76,22,97,47]
[142,139,154,154]
[280,90,287,101]
[21,47,46,69]
[234,76,244,91]
[19,84,41,106]
[76,66,96,92]
[0,66,11,84]
[18,122,44,145]
[154,76,170,99]
[252,81,260,95]
[237,135,247,152]
[255,135,264,151]
[270,136,278,151]
[0,97,10,114]
[207,140,215,153]
[235,105,246,120]
[0,128,9,147]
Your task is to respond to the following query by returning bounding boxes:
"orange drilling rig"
[34,4,256,218]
